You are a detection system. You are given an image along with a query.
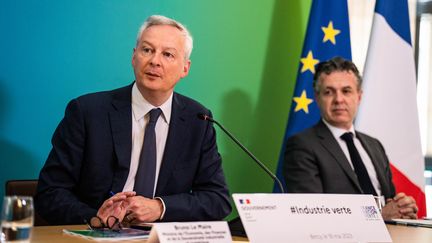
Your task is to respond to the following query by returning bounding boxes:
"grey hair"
[136,15,193,60]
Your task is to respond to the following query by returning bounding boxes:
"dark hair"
[313,56,362,92]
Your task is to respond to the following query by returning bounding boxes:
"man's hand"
[381,192,418,220]
[124,196,163,223]
[96,191,136,224]
[393,192,418,219]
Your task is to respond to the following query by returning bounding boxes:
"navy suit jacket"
[35,84,231,224]
[283,120,395,199]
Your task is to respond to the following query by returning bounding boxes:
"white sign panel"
[233,193,392,243]
[147,221,231,243]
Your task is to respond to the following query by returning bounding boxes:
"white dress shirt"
[322,119,382,196]
[122,83,171,196]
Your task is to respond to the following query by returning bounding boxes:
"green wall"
[0,0,311,219]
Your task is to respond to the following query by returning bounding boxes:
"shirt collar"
[322,119,355,139]
[131,83,172,124]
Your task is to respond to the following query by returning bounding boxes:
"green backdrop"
[0,0,312,219]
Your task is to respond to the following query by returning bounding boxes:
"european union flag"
[274,0,352,192]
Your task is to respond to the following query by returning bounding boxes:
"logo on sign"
[239,199,251,204]
[361,206,380,220]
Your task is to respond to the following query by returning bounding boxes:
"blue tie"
[340,132,377,196]
[134,108,162,198]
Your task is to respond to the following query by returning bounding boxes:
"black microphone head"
[197,113,214,122]
[197,113,207,120]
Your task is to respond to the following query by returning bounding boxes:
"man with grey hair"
[35,15,231,225]
[283,56,418,220]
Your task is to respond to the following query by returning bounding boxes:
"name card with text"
[233,193,391,243]
[147,221,231,243]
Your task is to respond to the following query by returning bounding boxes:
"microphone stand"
[198,114,285,237]
[201,115,284,193]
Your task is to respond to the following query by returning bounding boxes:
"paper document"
[63,228,150,241]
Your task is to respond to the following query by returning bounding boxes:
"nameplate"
[233,193,392,243]
[147,221,231,243]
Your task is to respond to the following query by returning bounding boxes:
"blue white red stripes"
[355,0,426,217]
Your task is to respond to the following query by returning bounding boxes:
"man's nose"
[149,52,162,66]
[334,91,344,102]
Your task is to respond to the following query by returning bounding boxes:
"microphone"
[197,113,285,193]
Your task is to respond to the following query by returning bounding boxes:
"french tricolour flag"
[355,0,426,217]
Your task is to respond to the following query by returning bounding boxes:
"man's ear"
[131,48,137,67]
[181,60,191,78]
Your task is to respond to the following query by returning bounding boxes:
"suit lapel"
[156,93,188,194]
[315,121,363,192]
[109,85,133,193]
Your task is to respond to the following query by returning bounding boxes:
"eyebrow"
[138,41,153,47]
[139,41,179,52]
[323,85,354,89]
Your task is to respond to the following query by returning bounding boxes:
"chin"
[138,81,162,90]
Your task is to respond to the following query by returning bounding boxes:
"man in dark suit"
[283,57,418,220]
[35,15,231,225]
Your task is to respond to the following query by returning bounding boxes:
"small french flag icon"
[239,199,251,204]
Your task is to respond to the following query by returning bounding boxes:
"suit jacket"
[35,84,231,225]
[283,120,395,199]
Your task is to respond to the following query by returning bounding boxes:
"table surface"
[28,224,432,242]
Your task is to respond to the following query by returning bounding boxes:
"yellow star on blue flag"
[322,21,341,44]
[293,90,313,113]
[300,51,319,73]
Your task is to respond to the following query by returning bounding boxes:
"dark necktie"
[134,108,162,198]
[340,132,377,196]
